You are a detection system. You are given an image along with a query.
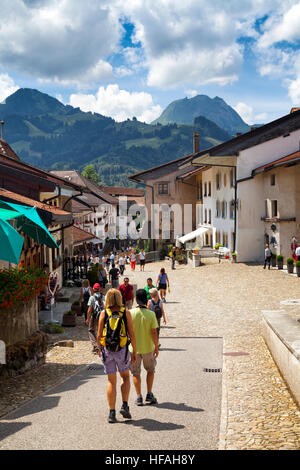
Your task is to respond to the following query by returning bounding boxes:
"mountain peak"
[0,88,66,117]
[152,93,249,135]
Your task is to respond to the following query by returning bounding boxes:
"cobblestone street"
[1,259,300,449]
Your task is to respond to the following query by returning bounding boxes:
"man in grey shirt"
[264,244,272,270]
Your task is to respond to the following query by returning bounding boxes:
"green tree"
[81,164,99,183]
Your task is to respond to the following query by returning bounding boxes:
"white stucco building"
[185,108,300,262]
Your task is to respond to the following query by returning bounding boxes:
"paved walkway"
[1,258,300,449]
[0,338,222,450]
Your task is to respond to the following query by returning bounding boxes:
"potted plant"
[271,253,277,267]
[296,260,300,277]
[287,257,294,274]
[71,300,82,316]
[231,252,237,263]
[62,310,76,327]
[277,254,284,269]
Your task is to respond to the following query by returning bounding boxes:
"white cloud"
[69,84,162,123]
[258,2,300,48]
[234,102,254,124]
[0,74,19,103]
[185,89,198,98]
[120,0,284,89]
[0,0,120,86]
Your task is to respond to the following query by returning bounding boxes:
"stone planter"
[287,264,294,274]
[71,304,82,316]
[296,266,300,277]
[231,256,237,263]
[271,257,277,267]
[277,260,283,270]
[62,314,76,327]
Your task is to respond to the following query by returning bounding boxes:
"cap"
[93,283,101,291]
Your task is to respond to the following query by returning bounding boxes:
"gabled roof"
[189,108,300,160]
[129,153,203,182]
[51,170,118,204]
[0,139,20,161]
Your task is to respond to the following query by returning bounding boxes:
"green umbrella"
[0,200,58,248]
[0,218,24,264]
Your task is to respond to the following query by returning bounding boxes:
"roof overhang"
[191,154,237,167]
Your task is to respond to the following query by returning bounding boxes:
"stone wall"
[0,297,48,377]
[0,297,38,346]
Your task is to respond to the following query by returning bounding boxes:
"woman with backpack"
[97,288,137,424]
[156,267,170,303]
[80,279,94,321]
[147,288,166,346]
[98,263,108,289]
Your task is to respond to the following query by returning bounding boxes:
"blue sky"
[0,1,300,125]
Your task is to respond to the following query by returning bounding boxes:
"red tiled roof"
[0,139,20,161]
[0,188,71,216]
[101,186,144,197]
[72,226,95,243]
[253,150,300,174]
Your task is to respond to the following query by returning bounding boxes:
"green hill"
[0,88,232,186]
[152,94,250,136]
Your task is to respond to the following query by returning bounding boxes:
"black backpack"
[83,288,90,303]
[151,299,162,319]
[92,293,104,319]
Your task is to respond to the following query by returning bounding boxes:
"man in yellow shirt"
[129,289,159,406]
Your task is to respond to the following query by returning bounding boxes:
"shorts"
[140,259,145,266]
[100,347,130,375]
[158,283,167,290]
[130,351,157,376]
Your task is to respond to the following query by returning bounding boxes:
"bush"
[296,261,300,267]
[65,310,75,316]
[287,257,294,265]
[72,300,80,306]
[215,243,223,250]
[276,255,284,261]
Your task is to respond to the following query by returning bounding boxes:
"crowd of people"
[78,248,173,423]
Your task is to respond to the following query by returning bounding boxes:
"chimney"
[0,121,4,141]
[236,132,242,137]
[290,107,300,114]
[193,131,200,153]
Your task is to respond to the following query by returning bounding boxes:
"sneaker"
[162,297,166,303]
[135,396,143,406]
[108,410,117,423]
[145,392,157,405]
[120,404,132,419]
[92,346,99,354]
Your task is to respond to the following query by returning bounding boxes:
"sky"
[0,0,300,125]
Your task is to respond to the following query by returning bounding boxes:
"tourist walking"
[80,279,93,321]
[98,264,108,289]
[129,289,159,406]
[264,244,272,270]
[147,288,166,345]
[109,263,120,288]
[86,283,104,354]
[156,267,170,303]
[130,250,136,271]
[139,249,146,271]
[144,278,154,301]
[295,244,300,261]
[97,288,137,423]
[118,277,134,309]
[119,254,126,275]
